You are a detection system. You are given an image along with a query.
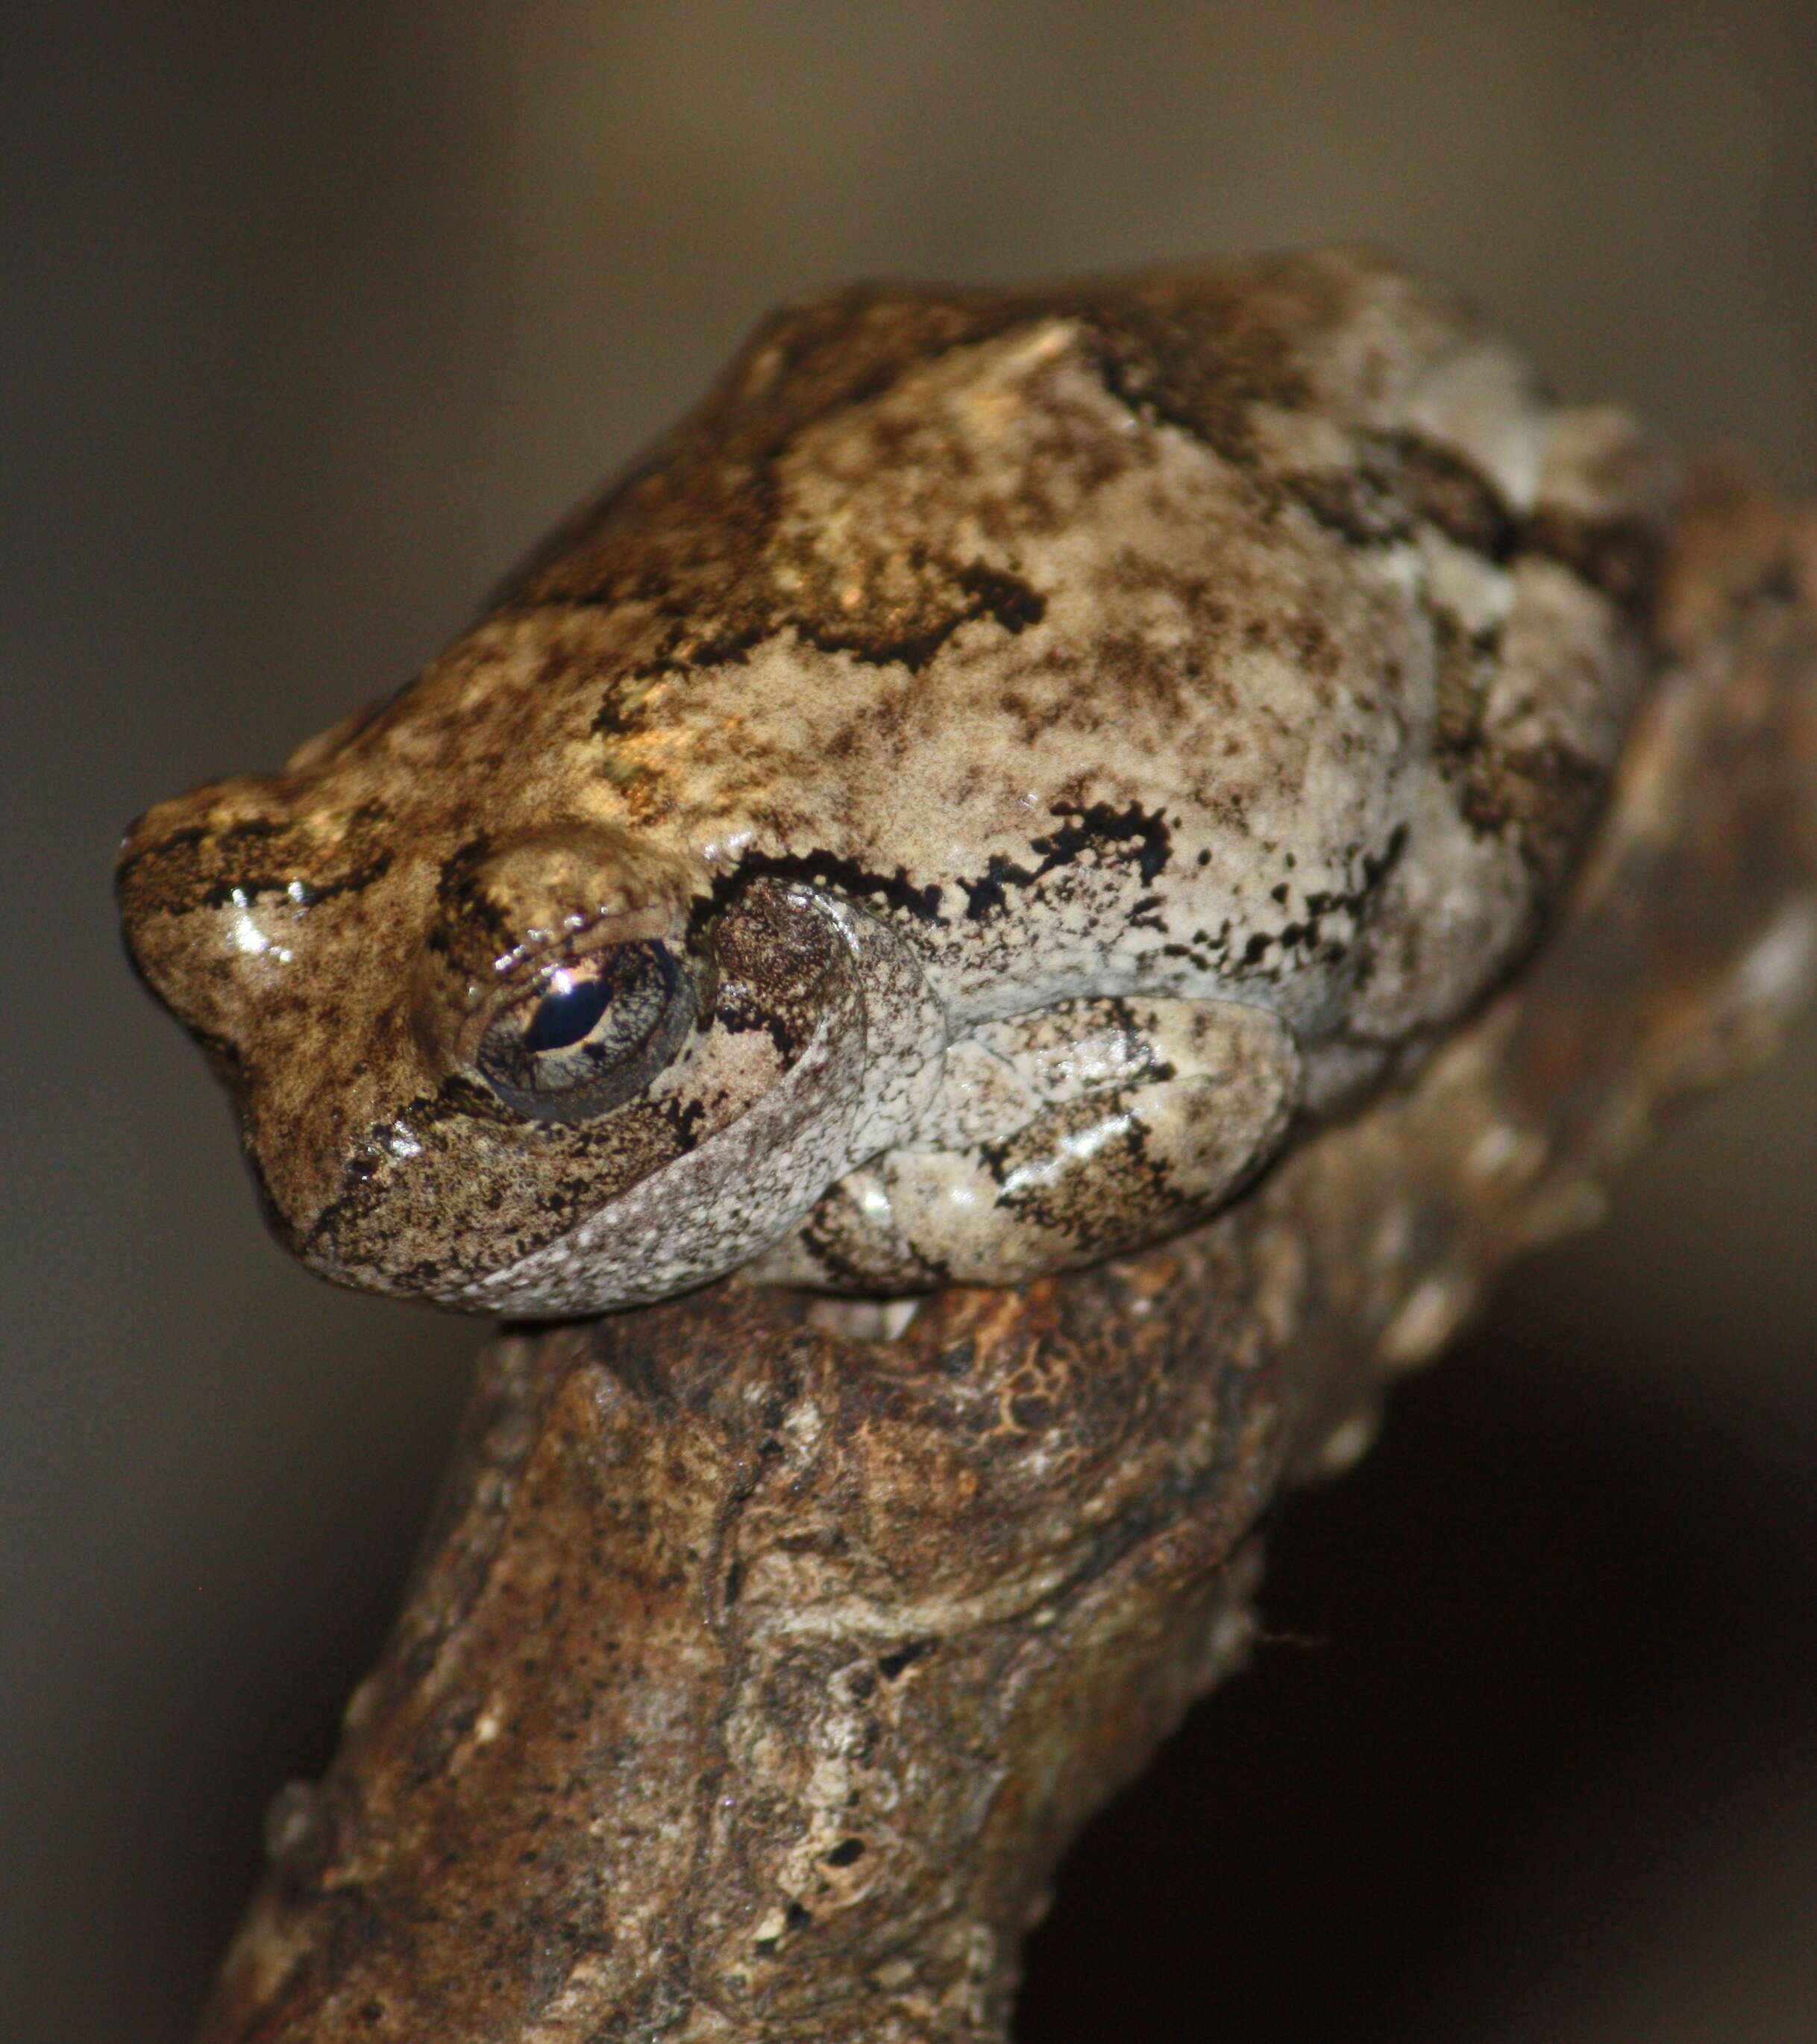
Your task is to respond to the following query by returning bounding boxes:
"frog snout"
[116,773,395,1044]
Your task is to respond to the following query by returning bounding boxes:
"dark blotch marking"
[722,847,946,928]
[593,622,775,735]
[1363,823,1409,891]
[797,560,1046,674]
[715,983,806,1062]
[1035,800,1173,884]
[1428,594,1616,878]
[1287,430,1518,564]
[424,833,515,963]
[1392,433,1522,560]
[790,1173,950,1288]
[1081,258,1330,468]
[200,853,393,914]
[877,1640,934,1680]
[706,874,844,1070]
[591,563,1045,740]
[667,1095,709,1153]
[117,812,395,924]
[977,1093,1177,1245]
[1523,508,1663,622]
[1290,431,1663,628]
[1461,739,1607,887]
[959,852,1041,921]
[1242,823,1408,977]
[113,822,209,901]
[794,1206,880,1290]
[955,562,1046,632]
[961,800,1173,924]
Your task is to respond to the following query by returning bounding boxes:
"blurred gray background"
[6,4,1816,2038]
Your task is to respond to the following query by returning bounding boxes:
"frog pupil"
[523,974,611,1053]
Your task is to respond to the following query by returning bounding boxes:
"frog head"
[116,668,920,1316]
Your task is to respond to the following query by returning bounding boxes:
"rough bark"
[198,455,1817,2043]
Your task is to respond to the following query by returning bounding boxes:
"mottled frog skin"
[118,250,1676,1316]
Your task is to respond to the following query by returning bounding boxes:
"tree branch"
[198,454,1817,2043]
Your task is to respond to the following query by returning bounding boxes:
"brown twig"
[198,454,1817,2043]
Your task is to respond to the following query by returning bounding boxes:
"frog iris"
[475,939,697,1123]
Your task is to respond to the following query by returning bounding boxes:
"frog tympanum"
[118,251,1674,1316]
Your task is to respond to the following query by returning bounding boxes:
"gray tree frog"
[117,249,1676,1317]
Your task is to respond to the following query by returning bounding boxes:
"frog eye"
[475,940,696,1123]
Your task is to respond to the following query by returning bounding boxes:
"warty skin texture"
[116,249,1678,1316]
